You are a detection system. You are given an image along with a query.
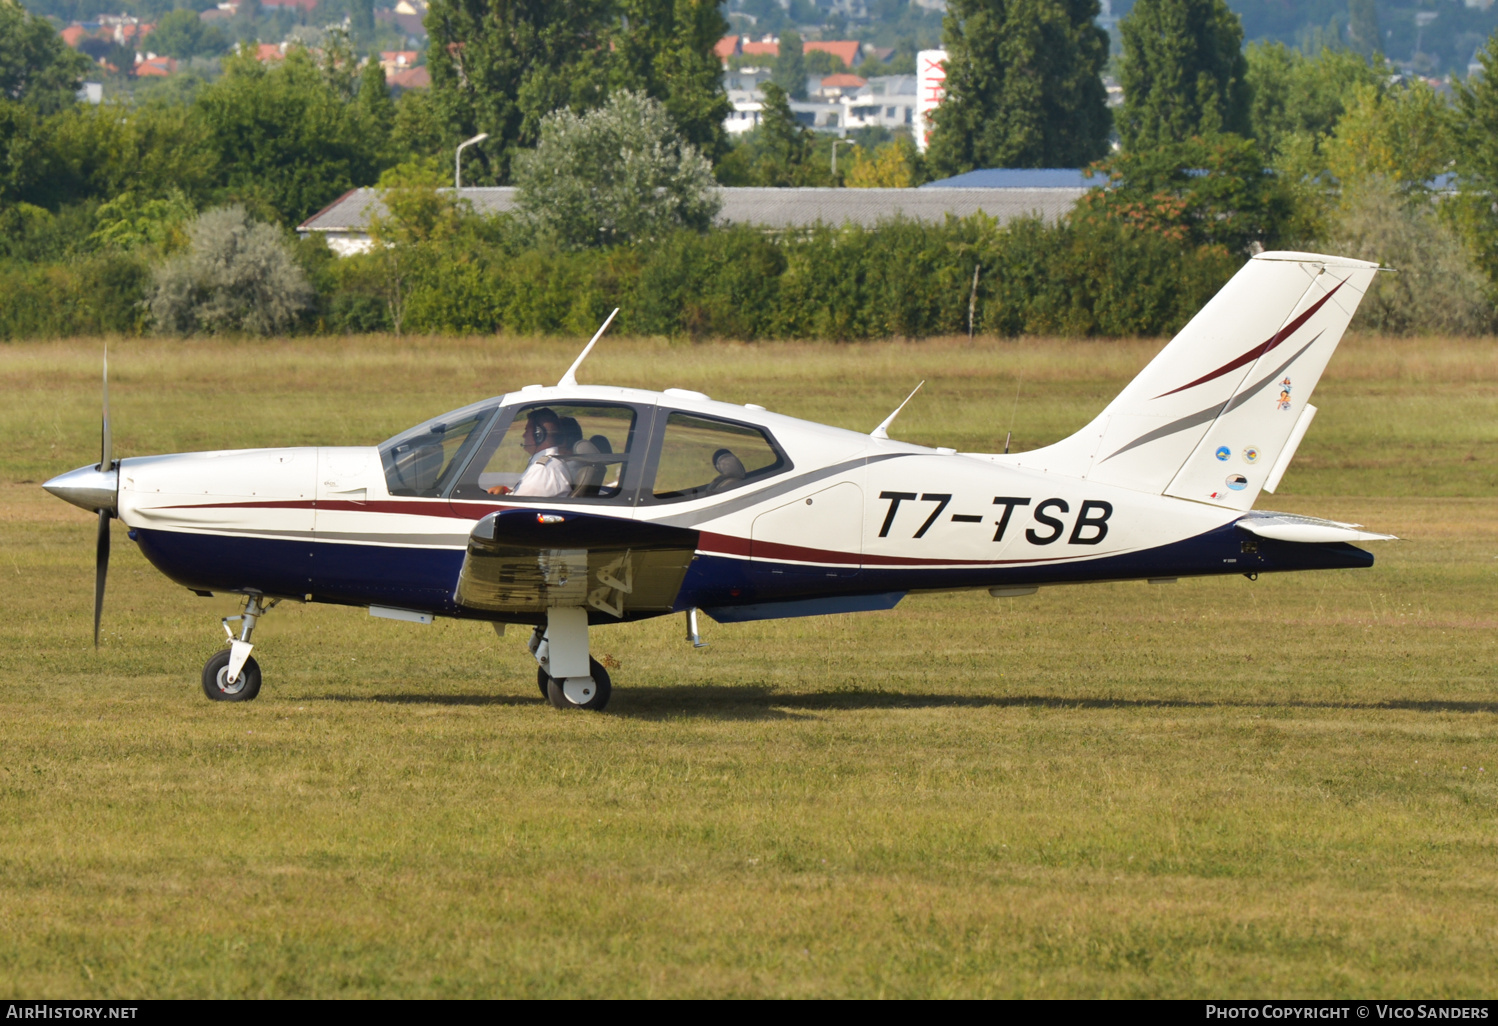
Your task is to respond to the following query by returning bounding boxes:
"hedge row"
[0,215,1241,341]
[326,217,1240,340]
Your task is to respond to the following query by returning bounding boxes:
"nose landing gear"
[203,594,278,702]
[529,608,611,711]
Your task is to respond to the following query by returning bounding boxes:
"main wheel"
[202,649,262,702]
[544,657,611,712]
[537,666,551,699]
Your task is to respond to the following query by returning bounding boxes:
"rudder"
[1013,251,1378,509]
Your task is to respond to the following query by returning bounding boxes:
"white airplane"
[44,251,1396,711]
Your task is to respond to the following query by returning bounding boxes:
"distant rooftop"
[299,186,1088,239]
[922,168,1100,189]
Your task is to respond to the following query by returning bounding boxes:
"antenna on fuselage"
[870,380,924,440]
[557,307,620,388]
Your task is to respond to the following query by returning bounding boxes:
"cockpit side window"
[379,401,498,498]
[649,412,787,502]
[449,402,640,502]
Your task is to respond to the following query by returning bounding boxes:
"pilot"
[488,408,575,498]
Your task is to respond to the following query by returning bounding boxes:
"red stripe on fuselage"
[696,531,1097,568]
[155,498,511,519]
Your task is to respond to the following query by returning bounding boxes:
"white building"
[723,74,918,137]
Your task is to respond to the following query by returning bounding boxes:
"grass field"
[1,333,1495,998]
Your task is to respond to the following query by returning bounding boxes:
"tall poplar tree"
[1347,0,1381,59]
[926,0,1111,176]
[425,0,613,185]
[426,0,730,182]
[610,0,732,163]
[1453,33,1498,290]
[1117,0,1250,151]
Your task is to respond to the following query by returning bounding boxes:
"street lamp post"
[455,132,489,190]
[831,139,858,179]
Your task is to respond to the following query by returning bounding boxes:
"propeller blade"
[99,347,111,471]
[94,508,110,648]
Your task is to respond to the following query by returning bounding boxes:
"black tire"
[544,657,611,712]
[537,666,551,699]
[202,649,262,702]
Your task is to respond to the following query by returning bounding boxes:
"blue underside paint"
[132,519,1372,622]
[703,591,906,623]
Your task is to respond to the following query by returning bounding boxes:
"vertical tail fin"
[1014,252,1378,509]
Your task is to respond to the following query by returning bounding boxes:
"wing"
[455,509,700,620]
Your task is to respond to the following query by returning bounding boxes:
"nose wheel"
[538,659,612,711]
[203,649,262,701]
[202,594,276,702]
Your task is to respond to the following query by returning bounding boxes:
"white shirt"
[512,447,572,498]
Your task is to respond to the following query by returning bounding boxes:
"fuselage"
[86,384,1372,624]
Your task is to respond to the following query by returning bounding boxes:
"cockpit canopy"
[378,396,791,504]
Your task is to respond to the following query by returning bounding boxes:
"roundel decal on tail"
[1243,446,1261,464]
[1226,474,1249,491]
[1215,446,1231,461]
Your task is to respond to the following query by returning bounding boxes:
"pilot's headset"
[525,408,561,448]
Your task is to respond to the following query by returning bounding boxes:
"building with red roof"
[804,40,862,68]
[741,39,779,58]
[714,35,741,61]
[388,66,430,90]
[256,43,285,61]
[379,50,420,71]
[135,55,177,77]
[817,73,867,95]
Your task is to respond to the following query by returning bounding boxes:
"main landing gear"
[529,607,611,711]
[202,594,277,702]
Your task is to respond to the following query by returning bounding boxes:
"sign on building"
[914,49,947,154]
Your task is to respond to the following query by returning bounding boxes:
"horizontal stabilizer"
[1236,511,1397,544]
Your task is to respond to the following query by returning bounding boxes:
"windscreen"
[379,400,499,497]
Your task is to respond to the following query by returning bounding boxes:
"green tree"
[773,29,807,100]
[89,188,197,252]
[425,0,612,184]
[355,61,396,147]
[194,46,393,225]
[610,0,732,163]
[1245,42,1382,162]
[927,0,1111,175]
[148,205,314,335]
[713,82,838,186]
[391,87,450,160]
[350,0,376,47]
[1117,0,1250,151]
[0,99,50,208]
[1454,33,1498,289]
[1347,0,1381,59]
[1079,134,1291,253]
[146,9,229,60]
[366,158,465,335]
[44,99,218,211]
[0,1,93,115]
[1327,176,1491,335]
[1323,80,1455,191]
[805,49,848,75]
[513,89,719,249]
